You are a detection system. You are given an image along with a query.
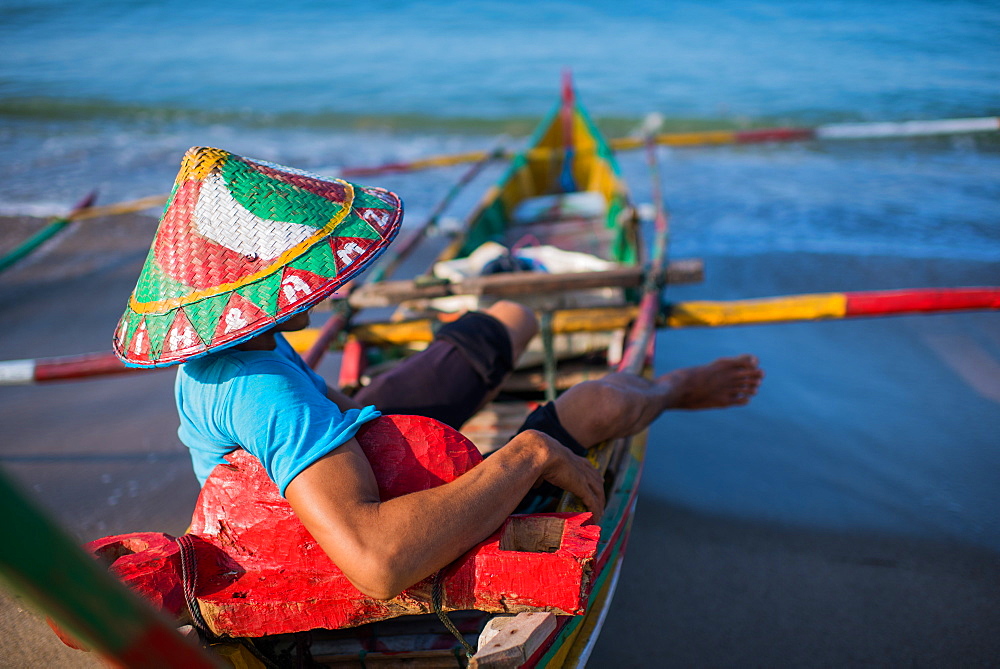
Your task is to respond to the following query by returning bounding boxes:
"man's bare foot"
[659,355,764,409]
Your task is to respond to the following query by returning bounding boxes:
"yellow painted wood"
[70,194,169,221]
[351,320,437,346]
[282,329,322,352]
[552,305,640,334]
[610,130,738,151]
[666,293,848,327]
[288,304,645,351]
[213,643,268,668]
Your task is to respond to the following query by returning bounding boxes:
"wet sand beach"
[591,499,1000,666]
[1,214,998,666]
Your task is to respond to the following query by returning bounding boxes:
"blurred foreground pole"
[0,468,219,668]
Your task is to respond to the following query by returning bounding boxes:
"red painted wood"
[735,127,816,143]
[303,307,350,369]
[337,336,366,389]
[845,287,1000,317]
[86,415,598,638]
[33,352,140,382]
[86,533,187,619]
[114,624,220,669]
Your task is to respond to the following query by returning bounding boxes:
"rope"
[175,534,214,641]
[431,570,476,658]
[177,535,288,668]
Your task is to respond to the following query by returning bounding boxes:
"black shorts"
[354,311,584,455]
[516,401,585,456]
[354,311,512,429]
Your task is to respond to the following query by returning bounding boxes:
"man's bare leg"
[552,355,764,449]
[484,300,539,361]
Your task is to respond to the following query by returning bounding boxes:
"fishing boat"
[29,76,695,668]
[4,79,998,668]
[262,75,685,668]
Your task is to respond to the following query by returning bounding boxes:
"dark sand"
[1,215,998,666]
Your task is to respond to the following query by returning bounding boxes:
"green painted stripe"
[0,189,95,274]
[0,218,71,274]
[0,470,152,653]
[238,270,283,317]
[223,157,347,228]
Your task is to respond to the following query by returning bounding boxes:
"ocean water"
[1,0,998,261]
[1,1,999,551]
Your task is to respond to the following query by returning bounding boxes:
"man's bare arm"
[285,430,604,600]
[326,385,363,411]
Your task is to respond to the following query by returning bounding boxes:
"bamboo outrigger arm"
[26,117,999,228]
[2,288,997,386]
[341,116,1000,176]
[0,191,97,275]
[662,287,1000,328]
[322,287,1000,347]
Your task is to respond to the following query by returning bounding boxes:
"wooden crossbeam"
[348,304,643,347]
[347,259,703,308]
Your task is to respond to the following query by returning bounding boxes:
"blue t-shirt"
[175,334,381,495]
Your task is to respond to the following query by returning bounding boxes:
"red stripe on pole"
[337,337,366,389]
[33,352,139,382]
[115,623,219,668]
[845,288,1000,317]
[341,160,419,177]
[735,127,816,144]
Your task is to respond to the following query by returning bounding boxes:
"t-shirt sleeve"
[225,358,380,496]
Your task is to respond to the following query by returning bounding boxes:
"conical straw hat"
[113,147,403,368]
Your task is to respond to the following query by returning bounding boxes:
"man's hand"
[525,430,605,521]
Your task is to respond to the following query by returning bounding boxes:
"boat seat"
[83,415,599,638]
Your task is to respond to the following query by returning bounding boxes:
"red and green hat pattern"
[113,147,403,367]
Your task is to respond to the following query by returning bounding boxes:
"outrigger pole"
[0,191,96,275]
[17,115,996,227]
[616,103,672,375]
[2,287,998,386]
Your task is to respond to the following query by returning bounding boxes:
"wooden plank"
[502,366,609,394]
[460,402,533,455]
[470,613,557,669]
[348,258,703,308]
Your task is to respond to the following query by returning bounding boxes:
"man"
[115,147,762,601]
